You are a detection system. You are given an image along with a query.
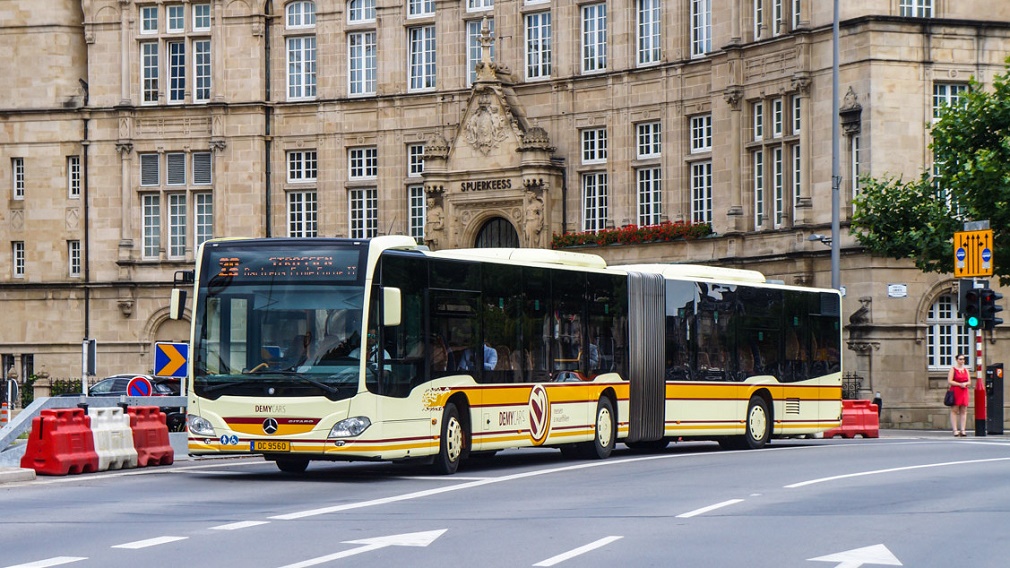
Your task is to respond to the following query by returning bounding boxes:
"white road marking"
[3,558,87,568]
[785,457,1010,488]
[276,529,447,568]
[676,498,746,518]
[532,536,623,567]
[210,520,270,530]
[111,536,188,549]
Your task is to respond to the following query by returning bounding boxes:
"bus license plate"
[252,440,290,452]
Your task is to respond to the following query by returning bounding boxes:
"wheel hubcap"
[749,405,767,441]
[597,407,613,448]
[445,417,463,462]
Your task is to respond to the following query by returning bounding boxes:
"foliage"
[551,221,712,249]
[852,57,1010,284]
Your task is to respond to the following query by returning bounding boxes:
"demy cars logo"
[528,384,550,445]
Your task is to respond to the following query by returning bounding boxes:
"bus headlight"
[329,416,371,438]
[188,414,215,437]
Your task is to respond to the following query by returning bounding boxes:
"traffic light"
[963,287,982,329]
[981,288,1004,330]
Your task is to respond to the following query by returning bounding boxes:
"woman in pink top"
[948,353,972,437]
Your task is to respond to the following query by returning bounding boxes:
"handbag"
[944,388,955,407]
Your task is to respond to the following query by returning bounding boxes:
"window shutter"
[193,152,212,185]
[167,153,186,185]
[141,154,160,186]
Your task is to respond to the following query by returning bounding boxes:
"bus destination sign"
[214,254,359,280]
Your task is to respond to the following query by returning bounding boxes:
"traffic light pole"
[975,327,987,437]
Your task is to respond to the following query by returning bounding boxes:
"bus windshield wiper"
[247,369,345,396]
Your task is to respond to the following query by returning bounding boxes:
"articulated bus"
[171,236,841,474]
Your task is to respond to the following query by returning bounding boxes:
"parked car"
[89,374,186,432]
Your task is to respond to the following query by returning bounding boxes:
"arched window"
[926,292,970,372]
[286,1,316,28]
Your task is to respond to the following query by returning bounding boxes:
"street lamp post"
[830,0,841,291]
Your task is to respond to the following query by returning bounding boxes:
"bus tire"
[578,397,616,459]
[433,402,465,475]
[275,457,309,473]
[742,395,771,449]
[625,438,669,452]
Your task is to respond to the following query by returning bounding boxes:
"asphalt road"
[2,432,1009,568]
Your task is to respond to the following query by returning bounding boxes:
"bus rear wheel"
[433,402,465,475]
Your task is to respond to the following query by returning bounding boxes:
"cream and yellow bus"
[172,235,841,474]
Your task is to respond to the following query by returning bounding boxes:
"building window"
[753,101,764,141]
[348,0,376,23]
[582,172,608,233]
[288,191,318,237]
[637,122,661,159]
[287,150,318,182]
[581,3,607,74]
[772,0,783,35]
[408,144,425,177]
[141,42,159,104]
[167,4,185,33]
[933,83,968,120]
[141,5,158,34]
[68,156,81,198]
[753,150,764,228]
[143,195,161,259]
[690,0,711,57]
[408,0,435,18]
[408,185,426,244]
[168,193,187,259]
[349,147,378,179]
[349,188,378,238]
[637,167,662,226]
[927,293,970,371]
[691,161,712,224]
[68,240,81,278]
[168,41,186,103]
[772,98,784,138]
[195,193,213,247]
[525,12,552,80]
[772,146,784,228]
[467,18,495,85]
[287,36,317,100]
[754,0,763,39]
[792,0,801,28]
[193,4,211,31]
[12,242,25,279]
[581,128,608,164]
[791,96,802,134]
[690,114,712,153]
[287,1,316,27]
[408,25,436,91]
[468,0,493,11]
[792,144,802,220]
[194,40,211,102]
[11,158,25,200]
[637,0,661,66]
[851,134,862,199]
[349,31,377,96]
[138,152,214,259]
[900,0,932,18]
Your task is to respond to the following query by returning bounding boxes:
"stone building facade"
[2,0,1010,428]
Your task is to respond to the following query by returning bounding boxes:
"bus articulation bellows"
[171,236,842,474]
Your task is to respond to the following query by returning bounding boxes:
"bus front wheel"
[577,397,616,459]
[275,457,309,473]
[434,402,465,475]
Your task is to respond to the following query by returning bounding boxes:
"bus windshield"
[191,241,370,401]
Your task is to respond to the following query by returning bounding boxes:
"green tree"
[852,58,1010,284]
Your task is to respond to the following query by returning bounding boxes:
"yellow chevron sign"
[155,342,189,378]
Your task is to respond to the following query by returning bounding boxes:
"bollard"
[0,402,8,425]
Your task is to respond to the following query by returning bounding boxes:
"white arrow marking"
[808,544,902,568]
[277,529,447,568]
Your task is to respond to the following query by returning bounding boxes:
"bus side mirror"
[170,289,187,320]
[382,287,402,327]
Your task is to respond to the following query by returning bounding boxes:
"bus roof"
[428,248,609,270]
[616,263,768,284]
